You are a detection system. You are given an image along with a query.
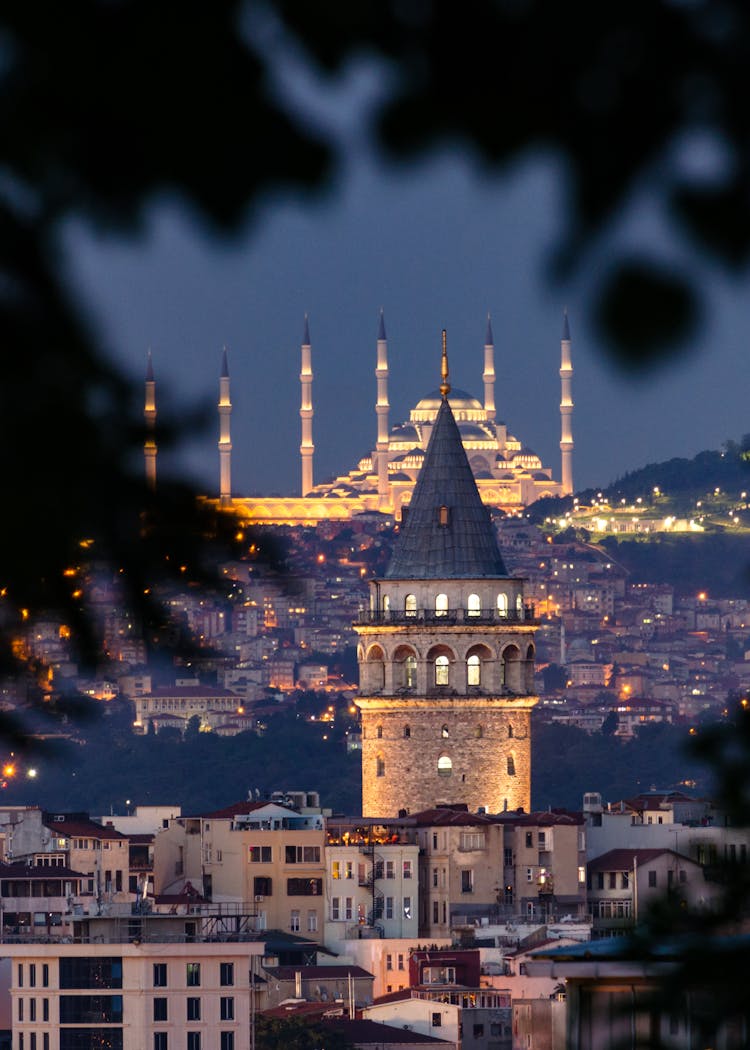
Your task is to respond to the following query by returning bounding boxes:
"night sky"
[61,69,750,501]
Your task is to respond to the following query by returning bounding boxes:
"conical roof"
[384,396,508,579]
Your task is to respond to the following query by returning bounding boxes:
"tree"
[5,1,750,687]
[256,1016,353,1050]
[600,709,619,737]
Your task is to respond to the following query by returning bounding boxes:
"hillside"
[0,701,714,817]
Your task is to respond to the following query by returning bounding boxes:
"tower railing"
[357,606,537,626]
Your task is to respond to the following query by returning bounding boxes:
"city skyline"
[64,144,750,502]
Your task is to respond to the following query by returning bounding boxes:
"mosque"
[145,313,574,523]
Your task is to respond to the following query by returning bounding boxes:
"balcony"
[357,606,537,627]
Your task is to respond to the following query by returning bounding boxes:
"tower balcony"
[357,606,537,627]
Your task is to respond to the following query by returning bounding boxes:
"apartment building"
[6,939,263,1050]
[324,818,420,942]
[154,801,326,937]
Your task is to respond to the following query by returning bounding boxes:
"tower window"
[467,654,481,686]
[376,756,385,777]
[405,594,417,617]
[467,593,481,617]
[441,724,449,739]
[475,725,483,739]
[497,593,509,616]
[405,655,417,689]
[507,755,516,776]
[438,505,450,526]
[435,593,449,617]
[376,724,383,739]
[435,656,450,686]
[437,756,452,777]
[404,725,411,738]
[508,724,514,738]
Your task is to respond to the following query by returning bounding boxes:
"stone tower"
[355,340,538,817]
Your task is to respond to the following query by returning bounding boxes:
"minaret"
[375,309,390,507]
[483,314,496,422]
[144,350,157,491]
[300,315,314,497]
[559,310,574,495]
[218,346,232,509]
[355,330,538,817]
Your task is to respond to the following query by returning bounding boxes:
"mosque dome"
[458,421,494,441]
[414,388,483,413]
[389,422,420,445]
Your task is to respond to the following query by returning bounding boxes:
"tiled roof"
[43,814,127,840]
[144,686,241,698]
[587,848,679,873]
[264,965,373,980]
[323,1019,452,1044]
[384,398,508,580]
[409,807,494,827]
[194,800,297,820]
[0,862,86,879]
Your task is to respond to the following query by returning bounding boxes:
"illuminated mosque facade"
[145,314,574,523]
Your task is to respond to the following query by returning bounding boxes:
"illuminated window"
[405,594,417,617]
[467,654,481,686]
[441,724,449,738]
[435,593,448,616]
[435,656,449,686]
[467,593,481,617]
[438,505,450,526]
[497,593,508,616]
[438,756,452,777]
[405,655,417,688]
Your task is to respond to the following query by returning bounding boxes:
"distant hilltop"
[527,438,750,527]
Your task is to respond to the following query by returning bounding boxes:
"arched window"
[405,593,417,617]
[404,725,411,739]
[366,645,385,691]
[467,653,481,687]
[502,645,521,692]
[441,724,450,739]
[508,724,514,738]
[516,594,524,616]
[497,593,509,617]
[507,755,516,776]
[437,756,452,777]
[382,594,390,613]
[467,593,481,618]
[435,593,449,617]
[376,724,383,739]
[435,655,450,686]
[475,725,483,739]
[405,655,417,689]
[376,755,385,777]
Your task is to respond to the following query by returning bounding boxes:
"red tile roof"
[43,815,127,840]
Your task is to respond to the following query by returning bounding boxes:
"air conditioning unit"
[254,895,264,902]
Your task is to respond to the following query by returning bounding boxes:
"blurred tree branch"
[1,0,749,695]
